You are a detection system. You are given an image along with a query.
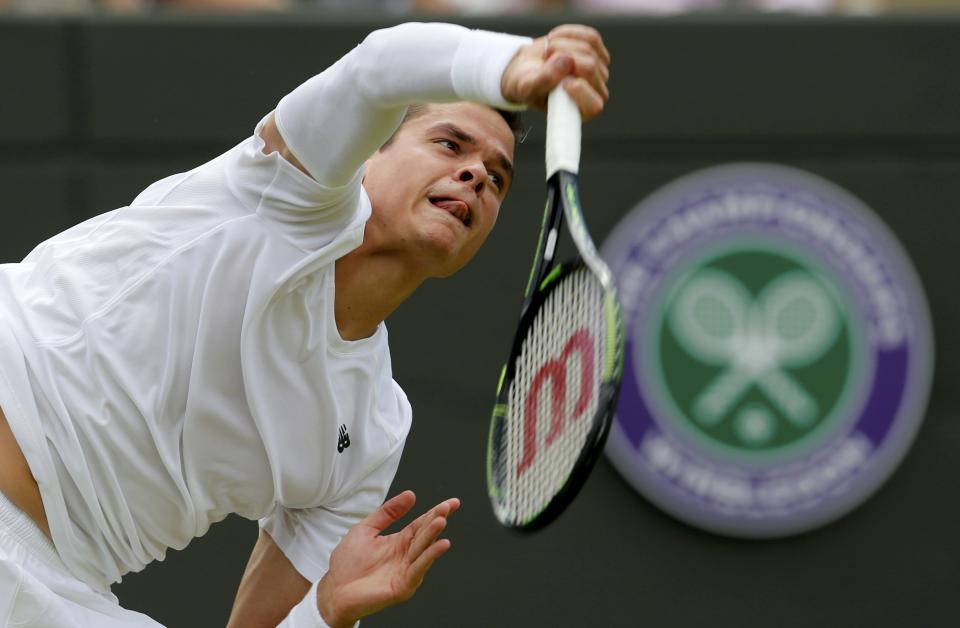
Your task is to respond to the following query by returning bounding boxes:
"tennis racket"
[486,87,625,531]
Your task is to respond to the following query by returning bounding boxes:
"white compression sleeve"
[275,22,530,189]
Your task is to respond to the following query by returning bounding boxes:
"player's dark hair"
[380,103,526,149]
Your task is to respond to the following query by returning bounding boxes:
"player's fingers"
[407,538,453,587]
[547,24,610,65]
[363,490,416,533]
[519,53,574,110]
[406,513,448,562]
[562,76,606,122]
[545,37,610,82]
[547,48,609,102]
[408,497,460,529]
[405,497,458,545]
[441,497,461,517]
[399,498,458,550]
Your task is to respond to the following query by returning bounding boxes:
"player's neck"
[333,251,424,341]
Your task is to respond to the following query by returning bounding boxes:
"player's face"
[363,102,515,278]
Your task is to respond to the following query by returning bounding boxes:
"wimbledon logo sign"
[602,164,933,537]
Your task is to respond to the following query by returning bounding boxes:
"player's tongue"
[430,197,468,223]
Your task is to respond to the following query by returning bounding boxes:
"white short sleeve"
[259,443,404,583]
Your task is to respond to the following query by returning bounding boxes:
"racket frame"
[487,168,624,531]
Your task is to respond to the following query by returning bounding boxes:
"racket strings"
[499,268,607,525]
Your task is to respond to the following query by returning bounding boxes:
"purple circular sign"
[602,164,933,537]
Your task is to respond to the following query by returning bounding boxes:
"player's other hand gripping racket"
[487,87,625,531]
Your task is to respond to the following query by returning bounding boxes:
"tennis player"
[0,21,610,627]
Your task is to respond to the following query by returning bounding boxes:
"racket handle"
[545,86,582,179]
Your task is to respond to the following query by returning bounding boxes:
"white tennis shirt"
[0,21,528,600]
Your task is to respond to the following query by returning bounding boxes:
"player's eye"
[436,139,459,152]
[488,171,504,191]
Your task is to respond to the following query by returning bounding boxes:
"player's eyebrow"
[427,123,514,183]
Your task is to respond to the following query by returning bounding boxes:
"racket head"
[487,260,624,531]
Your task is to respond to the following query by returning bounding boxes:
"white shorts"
[0,491,161,627]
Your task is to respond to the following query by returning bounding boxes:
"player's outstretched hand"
[501,24,611,122]
[315,491,460,627]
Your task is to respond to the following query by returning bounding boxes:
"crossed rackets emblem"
[667,269,841,445]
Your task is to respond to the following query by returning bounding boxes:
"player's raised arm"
[265,22,528,187]
[261,22,610,184]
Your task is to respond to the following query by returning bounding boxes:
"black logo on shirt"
[337,424,351,453]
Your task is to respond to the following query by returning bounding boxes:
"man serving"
[0,21,610,627]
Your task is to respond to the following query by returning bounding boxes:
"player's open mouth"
[429,197,471,227]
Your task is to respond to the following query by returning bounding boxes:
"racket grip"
[545,86,582,179]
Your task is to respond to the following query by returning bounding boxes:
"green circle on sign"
[652,246,858,460]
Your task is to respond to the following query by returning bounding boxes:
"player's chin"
[419,231,480,278]
[436,244,485,278]
[432,258,469,279]
[421,243,467,278]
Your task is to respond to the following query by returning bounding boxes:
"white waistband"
[0,488,66,574]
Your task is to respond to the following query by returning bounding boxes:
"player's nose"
[455,162,487,195]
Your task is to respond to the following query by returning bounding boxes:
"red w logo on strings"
[517,328,595,477]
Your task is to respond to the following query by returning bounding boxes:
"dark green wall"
[1,13,958,627]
